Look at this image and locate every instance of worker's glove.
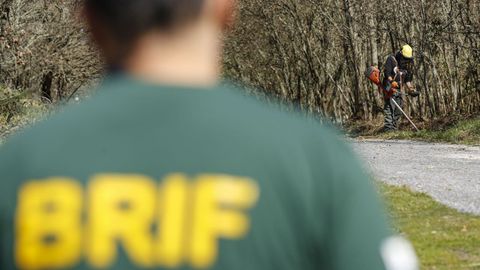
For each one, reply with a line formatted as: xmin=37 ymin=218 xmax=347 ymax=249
xmin=406 ymin=82 xmax=419 ymax=97
xmin=391 ymin=81 xmax=399 ymax=89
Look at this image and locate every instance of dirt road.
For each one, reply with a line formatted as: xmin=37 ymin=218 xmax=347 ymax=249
xmin=352 ymin=139 xmax=480 ymax=215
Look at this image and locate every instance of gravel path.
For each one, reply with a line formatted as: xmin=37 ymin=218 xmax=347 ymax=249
xmin=351 ymin=139 xmax=480 ymax=215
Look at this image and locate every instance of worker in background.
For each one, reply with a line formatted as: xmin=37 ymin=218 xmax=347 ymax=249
xmin=0 ymin=0 xmax=418 ymax=269
xmin=382 ymin=44 xmax=419 ymax=131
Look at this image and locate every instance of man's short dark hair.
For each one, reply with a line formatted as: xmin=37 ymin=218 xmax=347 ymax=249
xmin=86 ymin=0 xmax=204 ymax=43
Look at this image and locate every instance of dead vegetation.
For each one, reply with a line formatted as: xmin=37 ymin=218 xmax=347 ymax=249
xmin=224 ymin=0 xmax=480 ymax=123
xmin=0 ymin=0 xmax=101 ymax=105
xmin=0 ymin=0 xmax=479 ymax=127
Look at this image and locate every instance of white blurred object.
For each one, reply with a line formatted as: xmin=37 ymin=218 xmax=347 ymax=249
xmin=381 ymin=236 xmax=419 ymax=270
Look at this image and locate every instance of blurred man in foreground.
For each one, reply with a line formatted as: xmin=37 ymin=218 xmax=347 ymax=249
xmin=0 ymin=0 xmax=417 ymax=269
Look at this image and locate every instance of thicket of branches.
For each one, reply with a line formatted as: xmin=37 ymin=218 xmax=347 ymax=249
xmin=1 ymin=0 xmax=479 ymax=124
xmin=0 ymin=0 xmax=99 ymax=103
xmin=224 ymin=0 xmax=480 ymax=122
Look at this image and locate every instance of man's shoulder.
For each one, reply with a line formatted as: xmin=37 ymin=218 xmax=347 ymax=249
xmin=1 ymin=81 xmax=346 ymax=158
xmin=385 ymin=54 xmax=397 ymax=63
xmin=0 ymin=83 xmax=121 ymax=153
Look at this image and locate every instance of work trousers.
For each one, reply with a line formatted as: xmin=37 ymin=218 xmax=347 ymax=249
xmin=384 ymin=94 xmax=403 ymax=131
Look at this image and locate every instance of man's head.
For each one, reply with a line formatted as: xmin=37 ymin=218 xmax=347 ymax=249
xmin=395 ymin=44 xmax=414 ymax=73
xmin=84 ymin=0 xmax=235 ymax=68
xmin=400 ymin=44 xmax=413 ymax=60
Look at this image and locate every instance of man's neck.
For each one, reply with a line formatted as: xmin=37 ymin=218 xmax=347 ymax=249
xmin=123 ymin=23 xmax=221 ymax=87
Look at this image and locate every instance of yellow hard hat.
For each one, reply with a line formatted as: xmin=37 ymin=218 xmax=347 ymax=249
xmin=401 ymin=44 xmax=413 ymax=59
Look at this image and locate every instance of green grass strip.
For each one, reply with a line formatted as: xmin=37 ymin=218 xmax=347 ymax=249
xmin=378 ymin=118 xmax=480 ymax=145
xmin=380 ymin=184 xmax=480 ymax=269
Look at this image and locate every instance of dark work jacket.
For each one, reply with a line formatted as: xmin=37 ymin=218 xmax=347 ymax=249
xmin=382 ymin=51 xmax=414 ymax=89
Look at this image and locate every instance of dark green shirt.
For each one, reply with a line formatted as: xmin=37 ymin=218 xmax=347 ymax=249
xmin=0 ymin=75 xmax=390 ymax=270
